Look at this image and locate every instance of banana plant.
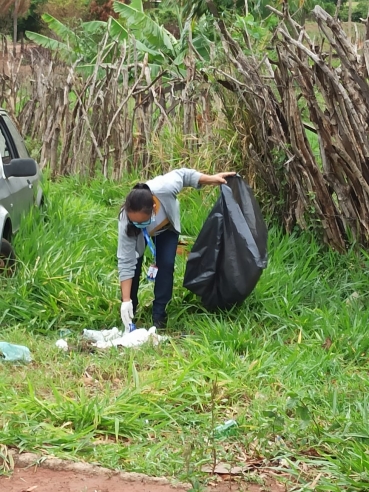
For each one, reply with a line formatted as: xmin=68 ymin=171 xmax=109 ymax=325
xmin=26 ymin=14 xmax=108 ymax=63
xmin=113 ymin=0 xmax=177 ymax=55
xmin=25 ymin=0 xmax=212 ymax=76
xmin=113 ymin=0 xmax=212 ymax=73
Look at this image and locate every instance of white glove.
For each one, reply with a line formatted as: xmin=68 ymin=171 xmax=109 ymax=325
xmin=121 ymin=300 xmax=133 ymax=332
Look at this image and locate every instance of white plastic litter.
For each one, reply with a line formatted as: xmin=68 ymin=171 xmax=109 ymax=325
xmin=56 ymin=339 xmax=69 ymax=351
xmin=82 ymin=326 xmax=168 ymax=349
xmin=0 ymin=342 xmax=32 ymax=362
xmin=83 ymin=327 xmax=121 ymax=343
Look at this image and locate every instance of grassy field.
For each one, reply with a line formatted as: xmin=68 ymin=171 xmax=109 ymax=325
xmin=1 ymin=174 xmax=369 ymax=490
xmin=305 ymin=20 xmax=366 ymax=45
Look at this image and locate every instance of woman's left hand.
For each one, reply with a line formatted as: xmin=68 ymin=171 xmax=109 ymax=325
xmin=199 ymin=171 xmax=237 ymax=186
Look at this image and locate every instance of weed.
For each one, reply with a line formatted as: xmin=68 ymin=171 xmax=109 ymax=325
xmin=1 ymin=174 xmax=369 ymax=489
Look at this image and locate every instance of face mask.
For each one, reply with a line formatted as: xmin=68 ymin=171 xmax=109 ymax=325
xmin=132 ymin=220 xmax=150 ymax=229
xmin=131 ymin=214 xmax=155 ymax=229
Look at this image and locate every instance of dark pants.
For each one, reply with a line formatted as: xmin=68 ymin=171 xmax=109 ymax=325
xmin=131 ymin=230 xmax=179 ymax=323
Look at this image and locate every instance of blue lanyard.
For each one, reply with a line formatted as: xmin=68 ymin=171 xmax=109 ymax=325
xmin=142 ymin=228 xmax=156 ymax=262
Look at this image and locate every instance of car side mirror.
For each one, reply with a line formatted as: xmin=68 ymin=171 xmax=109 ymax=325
xmin=4 ymin=158 xmax=38 ymax=178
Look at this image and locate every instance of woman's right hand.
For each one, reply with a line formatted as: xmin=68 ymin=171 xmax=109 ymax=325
xmin=121 ymin=300 xmax=133 ymax=331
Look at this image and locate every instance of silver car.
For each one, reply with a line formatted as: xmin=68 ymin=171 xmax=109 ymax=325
xmin=0 ymin=109 xmax=43 ymax=270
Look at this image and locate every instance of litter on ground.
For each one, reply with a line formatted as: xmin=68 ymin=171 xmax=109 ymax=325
xmin=0 ymin=342 xmax=32 ymax=362
xmin=82 ymin=326 xmax=168 ymax=349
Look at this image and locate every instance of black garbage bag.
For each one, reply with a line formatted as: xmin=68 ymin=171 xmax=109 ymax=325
xmin=183 ymin=175 xmax=268 ymax=309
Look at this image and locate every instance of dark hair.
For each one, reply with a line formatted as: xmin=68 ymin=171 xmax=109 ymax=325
xmin=119 ymin=183 xmax=154 ymax=237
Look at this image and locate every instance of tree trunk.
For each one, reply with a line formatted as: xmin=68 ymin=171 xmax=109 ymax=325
xmin=2 ymin=35 xmax=8 ymax=55
xmin=12 ymin=0 xmax=19 ymax=58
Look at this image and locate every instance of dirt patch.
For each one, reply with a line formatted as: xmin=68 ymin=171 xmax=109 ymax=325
xmin=0 ymin=42 xmax=39 ymax=79
xmin=0 ymin=453 xmax=288 ymax=492
xmin=1 ymin=468 xmax=183 ymax=492
xmin=0 ymin=467 xmax=286 ymax=492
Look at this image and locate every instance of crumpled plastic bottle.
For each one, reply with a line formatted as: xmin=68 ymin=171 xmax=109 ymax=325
xmin=0 ymin=342 xmax=32 ymax=362
xmin=214 ymin=419 xmax=238 ymax=437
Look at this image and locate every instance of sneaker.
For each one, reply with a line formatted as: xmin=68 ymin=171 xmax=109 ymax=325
xmin=153 ymin=317 xmax=167 ymax=329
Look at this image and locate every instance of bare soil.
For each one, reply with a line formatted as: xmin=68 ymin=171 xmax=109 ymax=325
xmin=2 ymin=467 xmax=183 ymax=492
xmin=0 ymin=467 xmax=287 ymax=492
xmin=0 ymin=453 xmax=287 ymax=492
xmin=0 ymin=42 xmax=36 ymax=78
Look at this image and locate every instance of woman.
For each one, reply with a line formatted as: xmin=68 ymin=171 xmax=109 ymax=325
xmin=118 ymin=168 xmax=235 ymax=330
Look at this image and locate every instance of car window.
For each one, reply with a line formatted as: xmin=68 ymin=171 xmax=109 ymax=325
xmin=0 ymin=125 xmax=12 ymax=164
xmin=1 ymin=114 xmax=29 ymax=159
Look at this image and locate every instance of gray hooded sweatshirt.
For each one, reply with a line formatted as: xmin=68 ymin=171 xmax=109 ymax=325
xmin=117 ymin=168 xmax=202 ymax=282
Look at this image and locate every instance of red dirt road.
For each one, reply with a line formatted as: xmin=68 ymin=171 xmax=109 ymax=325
xmin=0 ymin=466 xmax=287 ymax=492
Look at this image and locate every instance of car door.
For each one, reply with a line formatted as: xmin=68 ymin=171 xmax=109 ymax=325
xmin=0 ymin=153 xmax=14 ymax=228
xmin=0 ymin=116 xmax=33 ymax=233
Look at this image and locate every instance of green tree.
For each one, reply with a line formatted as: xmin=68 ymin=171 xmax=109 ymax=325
xmin=0 ymin=0 xmax=30 ymax=55
xmin=161 ymin=0 xmax=338 ymax=23
xmin=162 ymin=0 xmax=245 ymax=20
xmin=351 ymin=1 xmax=368 ymax=22
xmin=18 ymin=0 xmax=47 ymax=36
xmin=38 ymin=0 xmax=91 ymax=25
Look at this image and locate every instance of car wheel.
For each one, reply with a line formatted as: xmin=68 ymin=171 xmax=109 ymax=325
xmin=0 ymin=239 xmax=16 ymax=274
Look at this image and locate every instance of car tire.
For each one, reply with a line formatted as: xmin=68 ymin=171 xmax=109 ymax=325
xmin=0 ymin=238 xmax=16 ymax=274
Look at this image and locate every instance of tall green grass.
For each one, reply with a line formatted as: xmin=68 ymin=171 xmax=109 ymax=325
xmin=1 ymin=174 xmax=369 ymax=490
